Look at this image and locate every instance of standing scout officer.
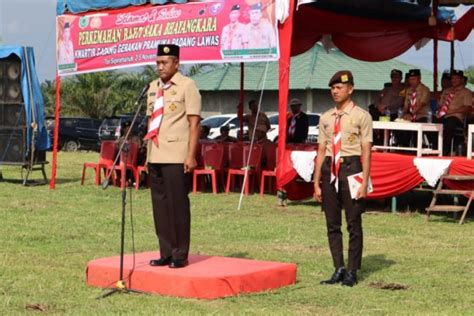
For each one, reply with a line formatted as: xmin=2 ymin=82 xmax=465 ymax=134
xmin=436 ymin=69 xmax=472 ymax=155
xmin=314 ymin=71 xmax=373 ymax=287
xmin=144 ymin=44 xmax=201 ymax=269
xmin=221 ymin=4 xmax=246 ymax=50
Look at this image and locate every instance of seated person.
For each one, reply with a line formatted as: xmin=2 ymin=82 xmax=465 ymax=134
xmin=376 ymin=69 xmax=405 ymax=121
xmin=200 ymin=125 xmax=211 ymax=140
xmin=435 ymin=69 xmax=472 ymax=156
xmin=215 ymin=125 xmax=237 ymax=142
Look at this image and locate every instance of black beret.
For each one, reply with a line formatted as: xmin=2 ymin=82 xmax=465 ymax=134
xmin=408 ymin=69 xmax=421 ymax=77
xmin=64 ymin=22 xmax=70 ymax=28
xmin=441 ymin=72 xmax=451 ymax=80
xmin=390 ymin=69 xmax=402 ymax=77
xmin=328 ymin=70 xmax=354 ymax=87
xmin=250 ymin=2 xmax=262 ymax=10
xmin=231 ymin=4 xmax=240 ymax=11
xmin=451 ymin=69 xmax=464 ymax=77
xmin=157 ymin=44 xmax=180 ymax=58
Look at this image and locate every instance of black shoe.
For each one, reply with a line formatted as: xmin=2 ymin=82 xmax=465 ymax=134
xmin=149 ymin=257 xmax=172 ymax=266
xmin=168 ymin=259 xmax=189 ymax=269
xmin=320 ymin=267 xmax=346 ymax=285
xmin=341 ymin=270 xmax=358 ymax=287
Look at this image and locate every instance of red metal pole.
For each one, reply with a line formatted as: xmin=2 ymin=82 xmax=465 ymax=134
xmin=433 ymin=1 xmax=439 ymax=96
xmin=49 ymin=74 xmax=61 ymax=189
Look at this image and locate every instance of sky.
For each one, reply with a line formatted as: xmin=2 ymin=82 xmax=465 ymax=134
xmin=0 ymin=0 xmax=472 ymax=82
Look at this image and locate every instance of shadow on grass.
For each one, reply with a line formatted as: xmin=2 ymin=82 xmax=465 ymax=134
xmin=226 ymin=252 xmax=250 ymax=259
xmin=287 ymin=200 xmax=319 ymax=207
xmin=360 ymin=254 xmax=396 ymax=281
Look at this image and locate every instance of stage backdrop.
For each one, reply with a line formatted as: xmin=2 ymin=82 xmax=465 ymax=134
xmin=56 ymin=0 xmax=279 ymax=75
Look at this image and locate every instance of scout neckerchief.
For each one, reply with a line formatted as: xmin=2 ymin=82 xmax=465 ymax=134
xmin=288 ymin=112 xmax=300 ymax=137
xmin=144 ymin=80 xmax=172 ymax=146
xmin=409 ymin=90 xmax=417 ymax=122
xmin=331 ymin=102 xmax=354 ymax=192
xmin=436 ymin=89 xmax=456 ymax=119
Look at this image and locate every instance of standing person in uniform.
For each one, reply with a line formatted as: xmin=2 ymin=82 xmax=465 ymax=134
xmin=286 ymin=98 xmax=309 ymax=143
xmin=314 ymin=71 xmax=373 ymax=287
xmin=244 ymin=2 xmax=276 ymax=49
xmin=244 ymin=99 xmax=271 ymax=143
xmin=144 ymin=44 xmax=201 ymax=269
xmin=400 ymin=69 xmax=431 ymax=147
xmin=221 ymin=4 xmax=247 ymax=51
xmin=435 ymin=70 xmax=472 ymax=155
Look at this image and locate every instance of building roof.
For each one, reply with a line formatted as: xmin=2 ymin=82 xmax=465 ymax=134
xmin=191 ymin=44 xmax=470 ymax=92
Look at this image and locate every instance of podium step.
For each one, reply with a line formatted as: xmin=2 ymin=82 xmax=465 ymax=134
xmin=426 ymin=205 xmax=465 ymax=212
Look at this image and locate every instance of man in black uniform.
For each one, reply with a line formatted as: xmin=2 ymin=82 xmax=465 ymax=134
xmin=314 ymin=71 xmax=373 ymax=287
xmin=286 ymin=98 xmax=309 ymax=143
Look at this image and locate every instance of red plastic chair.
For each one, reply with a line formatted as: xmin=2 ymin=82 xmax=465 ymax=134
xmin=260 ymin=143 xmax=278 ymax=195
xmin=226 ymin=143 xmax=263 ymax=195
xmin=81 ymin=141 xmax=117 ymax=185
xmin=193 ymin=143 xmax=225 ymax=194
xmin=111 ymin=142 xmax=139 ymax=189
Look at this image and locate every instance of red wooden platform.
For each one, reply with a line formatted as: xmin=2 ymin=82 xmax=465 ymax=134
xmin=86 ymin=252 xmax=297 ymax=299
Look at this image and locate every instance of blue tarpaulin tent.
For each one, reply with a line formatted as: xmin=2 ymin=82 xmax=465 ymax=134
xmin=0 ymin=46 xmax=51 ymax=153
xmin=56 ymin=0 xmax=187 ymax=14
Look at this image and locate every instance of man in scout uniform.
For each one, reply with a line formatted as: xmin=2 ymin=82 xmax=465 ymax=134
xmin=376 ymin=69 xmax=405 ymax=121
xmin=435 ymin=70 xmax=472 ymax=155
xmin=314 ymin=71 xmax=373 ymax=287
xmin=221 ymin=4 xmax=247 ymax=51
xmin=400 ymin=69 xmax=431 ymax=147
xmin=244 ymin=2 xmax=276 ymax=49
xmin=244 ymin=99 xmax=271 ymax=143
xmin=144 ymin=44 xmax=201 ymax=269
xmin=286 ymin=98 xmax=309 ymax=144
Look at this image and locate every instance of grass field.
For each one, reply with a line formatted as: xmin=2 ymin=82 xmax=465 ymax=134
xmin=1 ymin=152 xmax=473 ymax=315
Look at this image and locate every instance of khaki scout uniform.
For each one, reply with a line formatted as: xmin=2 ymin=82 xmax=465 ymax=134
xmin=402 ymin=83 xmax=431 ymax=121
xmin=377 ymin=85 xmax=405 ymax=115
xmin=318 ymin=103 xmax=373 ymax=272
xmin=244 ymin=20 xmax=276 ymax=49
xmin=221 ymin=22 xmax=247 ymax=50
xmin=246 ymin=112 xmax=270 ymax=142
xmin=438 ymin=86 xmax=472 ymax=155
xmin=146 ymin=71 xmax=201 ymax=261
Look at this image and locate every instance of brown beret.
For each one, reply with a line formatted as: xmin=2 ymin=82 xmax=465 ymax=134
xmin=328 ymin=70 xmax=354 ymax=87
xmin=157 ymin=44 xmax=180 ymax=57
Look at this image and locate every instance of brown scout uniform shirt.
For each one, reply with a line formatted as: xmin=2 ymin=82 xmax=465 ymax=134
xmin=439 ymin=86 xmax=472 ymax=122
xmin=403 ymin=83 xmax=431 ymax=119
xmin=146 ymin=72 xmax=201 ymax=163
xmin=318 ymin=103 xmax=373 ymax=157
xmin=377 ymin=85 xmax=405 ymax=114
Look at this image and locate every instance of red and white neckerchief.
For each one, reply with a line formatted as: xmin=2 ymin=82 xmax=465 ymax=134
xmin=409 ymin=90 xmax=417 ymax=122
xmin=143 ymin=81 xmax=172 ymax=146
xmin=288 ymin=112 xmax=300 ymax=137
xmin=331 ymin=103 xmax=354 ymax=192
xmin=436 ymin=89 xmax=456 ymax=119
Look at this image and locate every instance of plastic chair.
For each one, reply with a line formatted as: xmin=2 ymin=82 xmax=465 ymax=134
xmin=226 ymin=144 xmax=263 ymax=195
xmin=81 ymin=141 xmax=116 ymax=185
xmin=260 ymin=143 xmax=278 ymax=195
xmin=193 ymin=143 xmax=225 ymax=194
xmin=110 ymin=142 xmax=139 ymax=189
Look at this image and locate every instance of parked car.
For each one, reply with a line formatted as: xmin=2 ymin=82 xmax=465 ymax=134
xmin=200 ymin=114 xmax=244 ymax=139
xmin=46 ymin=117 xmax=102 ymax=152
xmin=98 ymin=115 xmax=147 ymax=141
xmin=267 ymin=113 xmax=321 ymax=143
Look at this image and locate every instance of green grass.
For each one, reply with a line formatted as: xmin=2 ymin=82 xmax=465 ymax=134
xmin=0 ymin=152 xmax=473 ymax=315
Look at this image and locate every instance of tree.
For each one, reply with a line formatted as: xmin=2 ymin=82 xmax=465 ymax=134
xmin=464 ymin=66 xmax=474 ymax=85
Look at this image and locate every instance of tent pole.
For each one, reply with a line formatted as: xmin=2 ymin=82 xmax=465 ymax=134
xmin=239 ymin=62 xmax=244 ymax=142
xmin=276 ymin=0 xmax=296 ymax=189
xmin=49 ymin=74 xmax=61 ymax=189
xmin=433 ymin=0 xmax=439 ymax=96
xmin=450 ymin=28 xmax=455 ymax=72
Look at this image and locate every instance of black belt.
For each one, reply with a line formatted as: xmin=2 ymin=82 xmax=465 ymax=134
xmin=325 ymin=156 xmax=361 ymax=164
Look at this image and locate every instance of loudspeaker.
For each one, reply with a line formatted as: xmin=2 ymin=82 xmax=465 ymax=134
xmin=0 ymin=127 xmax=26 ymax=163
xmin=0 ymin=103 xmax=26 ymax=127
xmin=0 ymin=55 xmax=23 ymax=104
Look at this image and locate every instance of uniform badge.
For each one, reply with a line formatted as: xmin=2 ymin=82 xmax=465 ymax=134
xmin=348 ymin=134 xmax=356 ymax=144
xmin=163 ymin=46 xmax=170 ymax=54
xmin=169 ymin=103 xmax=177 ymax=111
xmin=149 ymin=92 xmax=156 ymax=96
xmin=171 ymin=90 xmax=177 ymax=95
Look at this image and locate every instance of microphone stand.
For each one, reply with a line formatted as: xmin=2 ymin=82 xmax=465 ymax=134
xmin=98 ymin=84 xmax=149 ymax=299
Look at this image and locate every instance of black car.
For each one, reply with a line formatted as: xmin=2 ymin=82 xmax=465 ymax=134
xmin=98 ymin=115 xmax=147 ymax=141
xmin=47 ymin=117 xmax=102 ymax=152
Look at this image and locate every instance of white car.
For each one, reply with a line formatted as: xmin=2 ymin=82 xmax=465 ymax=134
xmin=267 ymin=113 xmax=320 ymax=143
xmin=201 ymin=114 xmax=243 ymax=139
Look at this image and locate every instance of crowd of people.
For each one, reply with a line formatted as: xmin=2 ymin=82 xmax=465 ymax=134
xmin=370 ymin=68 xmax=473 ymax=156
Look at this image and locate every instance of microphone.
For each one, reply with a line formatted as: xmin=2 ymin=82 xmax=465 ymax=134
xmin=135 ymin=83 xmax=150 ymax=105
